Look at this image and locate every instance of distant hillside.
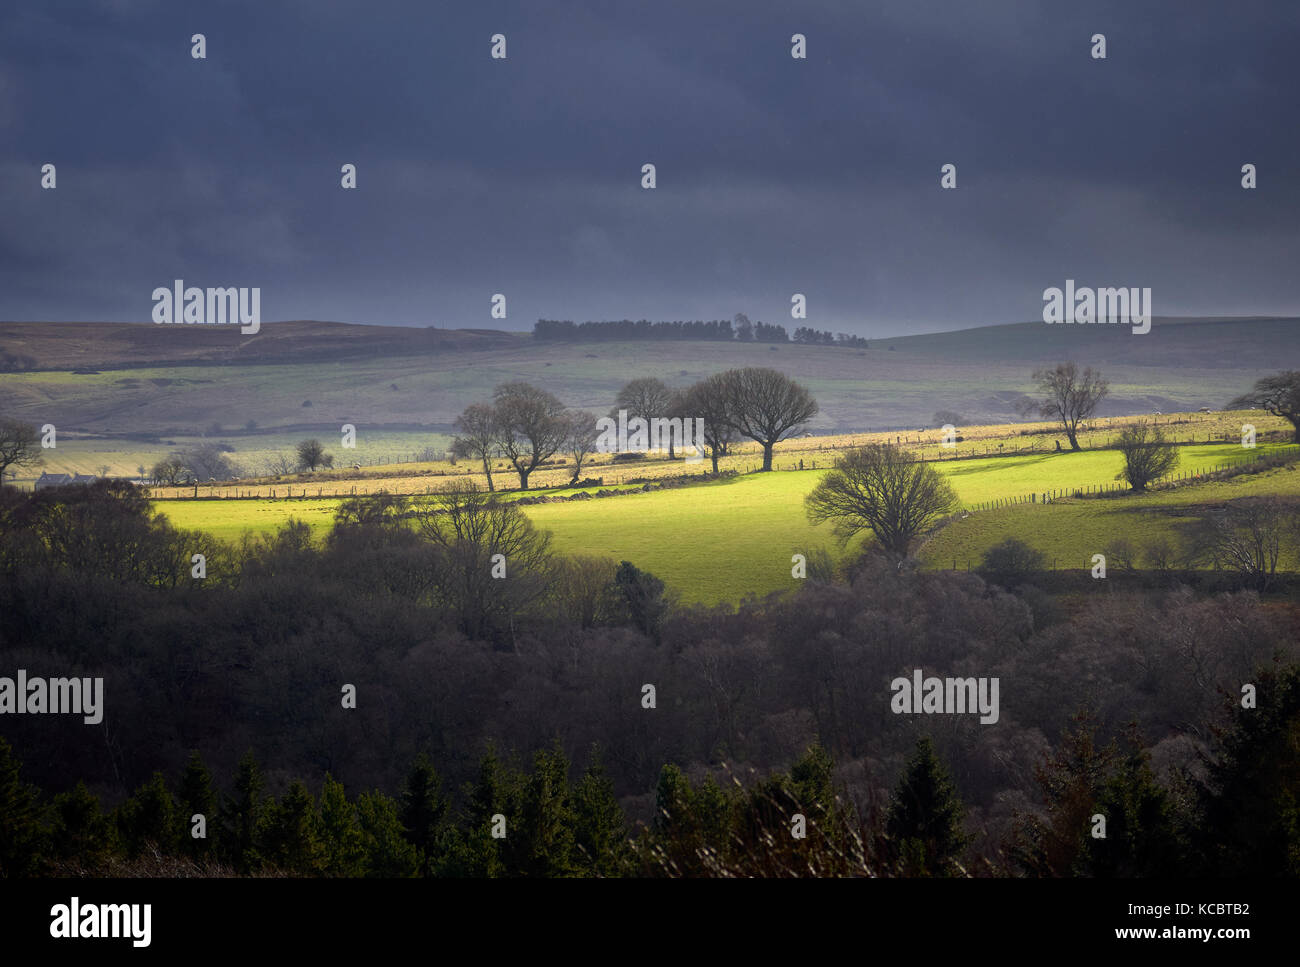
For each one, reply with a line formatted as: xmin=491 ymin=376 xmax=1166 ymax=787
xmin=0 ymin=317 xmax=1295 ymax=435
xmin=885 ymin=316 xmax=1300 ymax=370
xmin=0 ymin=320 xmax=523 ymax=371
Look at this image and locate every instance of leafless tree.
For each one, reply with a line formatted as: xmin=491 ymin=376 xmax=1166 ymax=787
xmin=0 ymin=418 xmax=42 ymax=485
xmin=1229 ymin=371 xmax=1300 ymax=442
xmin=805 ymin=444 xmax=957 ymax=555
xmin=1018 ymin=362 xmax=1109 ymax=451
xmin=173 ymin=445 xmax=240 ymax=483
xmin=451 ymin=402 xmax=502 ymax=492
xmin=151 ymin=456 xmax=184 ymax=486
xmin=1187 ymin=497 xmax=1296 ymax=591
xmin=563 ymin=410 xmax=600 ymax=485
xmin=493 ymin=382 xmax=569 ymax=489
xmin=722 ymin=367 xmax=818 ymax=471
xmin=1115 ymin=422 xmax=1180 ymax=491
xmin=263 ymin=452 xmax=296 ymax=477
xmin=546 ymin=554 xmax=619 ymax=629
xmin=614 ymin=377 xmax=675 ymax=456
xmin=680 ymin=374 xmax=738 ymax=474
xmin=412 ymin=481 xmax=552 ymax=640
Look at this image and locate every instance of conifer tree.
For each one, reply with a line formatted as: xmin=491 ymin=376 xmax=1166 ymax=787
xmin=646 ymin=763 xmax=705 ymax=875
xmin=790 ymin=744 xmax=837 ymax=828
xmin=176 ymin=750 xmax=216 ymax=861
xmin=572 ymin=747 xmax=630 ymax=877
xmin=50 ymin=781 xmax=114 ymax=870
xmin=319 ymin=773 xmax=366 ymax=877
xmin=692 ymin=775 xmax=733 ymax=858
xmin=115 ymin=772 xmax=179 ymax=858
xmin=1009 ymin=709 xmax=1115 ymax=877
xmin=516 ymin=741 xmax=578 ymax=877
xmin=653 ymin=763 xmax=695 ymax=835
xmin=0 ymin=737 xmax=48 ymax=877
xmin=259 ymin=779 xmax=325 ymax=874
xmin=219 ymin=750 xmax=265 ymax=873
xmin=444 ymin=747 xmax=523 ymax=878
xmin=1087 ymin=727 xmax=1182 ymax=877
xmin=398 ymin=754 xmax=449 ymax=877
xmin=884 ymin=736 xmax=970 ymax=876
xmin=356 ymin=790 xmax=419 ymax=877
xmin=1195 ymin=663 xmax=1300 ymax=876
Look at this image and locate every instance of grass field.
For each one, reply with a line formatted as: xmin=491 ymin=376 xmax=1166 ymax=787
xmin=125 ymin=409 xmax=1291 ymax=499
xmin=918 ymin=460 xmax=1300 ymax=572
xmin=153 ymin=435 xmax=1300 ymax=603
xmin=157 ymin=481 xmax=649 ymax=543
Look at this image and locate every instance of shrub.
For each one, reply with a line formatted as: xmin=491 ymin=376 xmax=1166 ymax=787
xmin=978 ymin=537 xmax=1047 ymax=582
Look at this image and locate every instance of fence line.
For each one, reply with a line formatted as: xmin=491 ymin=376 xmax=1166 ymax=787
xmin=961 ymin=446 xmax=1297 ymax=512
xmin=150 ymin=439 xmax=1298 ymax=502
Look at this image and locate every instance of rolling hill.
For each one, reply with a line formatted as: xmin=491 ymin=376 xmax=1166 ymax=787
xmin=1 ymin=316 xmax=1296 ymax=439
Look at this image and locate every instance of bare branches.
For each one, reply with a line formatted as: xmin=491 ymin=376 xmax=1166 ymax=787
xmin=1115 ymin=421 xmax=1179 ymax=491
xmin=804 ymin=444 xmax=957 ymax=555
xmin=721 ymin=368 xmax=818 ymax=471
xmin=1020 ymin=362 xmax=1109 ymax=450
xmin=1229 ymin=370 xmax=1300 ymax=442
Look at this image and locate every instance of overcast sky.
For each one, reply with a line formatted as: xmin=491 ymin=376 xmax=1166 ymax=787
xmin=1 ymin=0 xmax=1297 ymax=336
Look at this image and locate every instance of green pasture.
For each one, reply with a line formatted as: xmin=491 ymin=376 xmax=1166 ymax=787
xmin=153 ymin=442 xmax=1298 ymax=603
xmin=156 ymin=481 xmax=648 ymax=543
xmin=918 ymin=461 xmax=1300 ymax=571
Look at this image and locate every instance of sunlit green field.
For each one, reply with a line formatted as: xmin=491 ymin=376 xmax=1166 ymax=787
xmin=154 ymin=441 xmax=1298 ymax=603
xmin=918 ymin=460 xmax=1300 ymax=571
xmin=19 ymin=407 xmax=1286 ymax=496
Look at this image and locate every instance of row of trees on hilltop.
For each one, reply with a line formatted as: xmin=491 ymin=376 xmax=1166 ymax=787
xmin=535 ymin=318 xmax=740 ymax=342
xmin=533 ymin=313 xmax=868 ymax=347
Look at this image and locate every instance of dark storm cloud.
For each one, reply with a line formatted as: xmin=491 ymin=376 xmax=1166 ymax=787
xmin=1 ymin=0 xmax=1297 ymax=334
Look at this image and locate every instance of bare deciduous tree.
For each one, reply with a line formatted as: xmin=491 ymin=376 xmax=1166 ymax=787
xmin=263 ymin=452 xmax=296 ymax=477
xmin=0 ymin=418 xmax=42 ymax=485
xmin=804 ymin=444 xmax=957 ymax=555
xmin=613 ymin=378 xmax=675 ymax=456
xmin=1019 ymin=362 xmax=1109 ymax=451
xmin=451 ymin=402 xmax=502 ymax=492
xmin=547 ymin=554 xmax=619 ymax=629
xmin=680 ymin=374 xmax=738 ymax=474
xmin=493 ymin=382 xmax=568 ymax=489
xmin=563 ymin=410 xmax=600 ymax=485
xmin=151 ymin=456 xmax=184 ymax=486
xmin=722 ymin=367 xmax=818 ymax=471
xmin=1115 ymin=422 xmax=1180 ymax=491
xmin=1229 ymin=371 xmax=1300 ymax=442
xmin=1187 ymin=497 xmax=1296 ymax=591
xmin=413 ymin=481 xmax=552 ymax=641
xmin=173 ymin=445 xmax=240 ymax=483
